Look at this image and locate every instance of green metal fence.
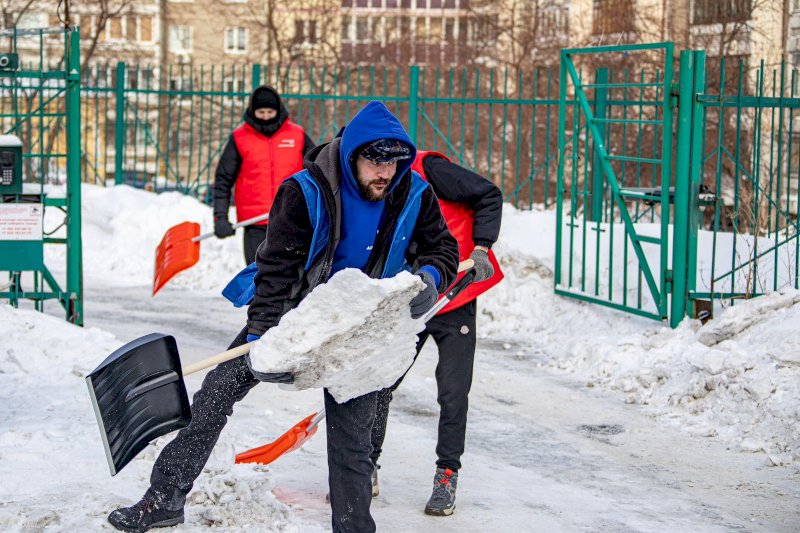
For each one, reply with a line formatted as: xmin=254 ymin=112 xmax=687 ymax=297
xmin=0 ymin=27 xmax=83 ymax=325
xmin=555 ymin=43 xmax=675 ymax=322
xmin=554 ymin=44 xmax=800 ymax=326
xmin=76 ymin=47 xmax=799 ymax=327
xmin=680 ymin=51 xmax=800 ymax=321
xmin=80 ymin=62 xmax=561 ymax=209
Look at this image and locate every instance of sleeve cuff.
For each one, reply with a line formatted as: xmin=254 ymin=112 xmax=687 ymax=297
xmin=417 ymin=265 xmax=441 ymax=290
xmin=473 ymin=239 xmax=494 ymax=248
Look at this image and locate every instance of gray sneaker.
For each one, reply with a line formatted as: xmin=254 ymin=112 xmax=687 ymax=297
xmin=325 ymin=468 xmax=379 ymax=503
xmin=424 ymin=468 xmax=458 ymax=516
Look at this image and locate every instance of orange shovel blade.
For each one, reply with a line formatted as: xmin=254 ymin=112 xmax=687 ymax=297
xmin=153 ymin=221 xmax=201 ymax=296
xmin=235 ymin=412 xmax=320 ymax=466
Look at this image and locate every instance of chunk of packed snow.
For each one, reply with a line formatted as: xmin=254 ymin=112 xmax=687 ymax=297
xmin=248 ymin=269 xmax=425 ymax=403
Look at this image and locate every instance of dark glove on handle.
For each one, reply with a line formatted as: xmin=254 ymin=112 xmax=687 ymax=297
xmin=214 ymin=217 xmax=235 ymax=239
xmin=470 ymin=248 xmax=494 ymax=282
xmin=410 ymin=269 xmax=438 ymax=319
xmin=245 ymin=334 xmax=295 ymax=384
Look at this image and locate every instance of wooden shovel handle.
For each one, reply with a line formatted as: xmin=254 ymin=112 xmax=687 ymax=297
xmin=182 ymin=259 xmax=474 ymax=376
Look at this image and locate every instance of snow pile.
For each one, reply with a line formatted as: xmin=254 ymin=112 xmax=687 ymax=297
xmin=44 ymin=184 xmax=245 ymax=291
xmin=249 ymin=269 xmax=425 ymax=403
xmin=0 ymin=304 xmax=310 ymax=531
xmin=481 ymin=204 xmax=800 ymax=465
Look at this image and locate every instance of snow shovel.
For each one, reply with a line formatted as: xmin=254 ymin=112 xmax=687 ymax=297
xmin=88 ymin=259 xmax=473 ymax=476
xmin=152 ymin=213 xmax=269 ymax=296
xmin=86 ymin=333 xmax=260 ymax=476
xmin=234 ymin=264 xmax=478 ymax=466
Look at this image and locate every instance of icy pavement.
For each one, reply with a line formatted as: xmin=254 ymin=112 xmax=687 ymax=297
xmin=2 ymin=185 xmax=796 ymax=531
xmin=3 ymin=297 xmax=798 ymax=532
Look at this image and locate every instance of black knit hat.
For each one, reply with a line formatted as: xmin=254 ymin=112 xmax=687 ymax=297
xmin=251 ymin=89 xmax=279 ymax=111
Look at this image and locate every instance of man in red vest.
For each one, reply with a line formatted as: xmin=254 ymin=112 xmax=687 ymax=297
xmin=370 ymin=150 xmax=503 ymax=517
xmin=212 ymin=86 xmax=315 ymax=264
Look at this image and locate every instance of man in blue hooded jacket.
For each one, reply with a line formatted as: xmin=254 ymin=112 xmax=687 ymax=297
xmin=107 ymin=101 xmax=459 ymax=533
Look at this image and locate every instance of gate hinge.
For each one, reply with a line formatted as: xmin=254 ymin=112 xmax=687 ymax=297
xmin=669 ymin=83 xmax=680 ymax=109
xmin=665 ymin=269 xmax=673 ymax=292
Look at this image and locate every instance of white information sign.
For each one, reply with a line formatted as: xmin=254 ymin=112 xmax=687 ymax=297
xmin=0 ymin=203 xmax=43 ymax=241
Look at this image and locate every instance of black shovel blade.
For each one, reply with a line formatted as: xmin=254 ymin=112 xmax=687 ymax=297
xmin=85 ymin=333 xmax=191 ymax=476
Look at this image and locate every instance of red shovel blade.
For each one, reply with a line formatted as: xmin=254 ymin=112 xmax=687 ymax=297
xmin=153 ymin=221 xmax=201 ymax=296
xmin=235 ymin=412 xmax=320 ymax=466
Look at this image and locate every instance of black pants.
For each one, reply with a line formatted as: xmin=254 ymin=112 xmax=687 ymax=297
xmin=370 ymin=300 xmax=476 ymax=472
xmin=148 ymin=326 xmax=378 ymax=533
xmin=243 ymin=225 xmax=267 ymax=265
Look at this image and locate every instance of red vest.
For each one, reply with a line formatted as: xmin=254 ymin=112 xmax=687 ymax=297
xmin=412 ymin=151 xmax=504 ymax=314
xmin=232 ymin=120 xmax=306 ymax=225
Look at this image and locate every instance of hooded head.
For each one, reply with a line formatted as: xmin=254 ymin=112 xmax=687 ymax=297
xmin=339 ymin=101 xmax=416 ymax=202
xmin=245 ymin=86 xmax=288 ymax=135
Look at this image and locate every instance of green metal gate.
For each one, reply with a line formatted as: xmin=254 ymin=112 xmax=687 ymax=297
xmin=0 ymin=27 xmax=83 ymax=325
xmin=676 ymin=51 xmax=800 ymax=322
xmin=555 ymin=43 xmax=675 ymax=322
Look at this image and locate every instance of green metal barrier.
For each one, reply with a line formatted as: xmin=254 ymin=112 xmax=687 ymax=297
xmin=682 ymin=55 xmax=800 ymax=318
xmin=555 ymin=43 xmax=675 ymax=322
xmin=75 ymin=48 xmax=799 ymax=327
xmin=0 ymin=27 xmax=83 ymax=325
xmin=80 ymin=63 xmax=562 ymax=209
xmin=556 ymin=44 xmax=800 ymax=327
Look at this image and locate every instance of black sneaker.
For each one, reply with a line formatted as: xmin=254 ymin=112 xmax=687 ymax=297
xmin=107 ymin=497 xmax=185 ymax=532
xmin=424 ymin=467 xmax=458 ymax=516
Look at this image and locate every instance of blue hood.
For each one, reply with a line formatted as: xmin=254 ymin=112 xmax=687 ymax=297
xmin=330 ymin=101 xmax=417 ymax=275
xmin=339 ymin=101 xmax=417 ymax=199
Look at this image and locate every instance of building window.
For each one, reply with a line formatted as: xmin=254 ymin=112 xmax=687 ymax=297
xmin=225 ymin=27 xmax=247 ymax=53
xmin=538 ymin=6 xmax=569 ymax=38
xmin=341 ymin=16 xmax=352 ymax=41
xmin=693 ymin=0 xmax=752 ymax=25
xmin=355 ymin=16 xmax=370 ymax=43
xmin=108 ymin=16 xmax=123 ymax=40
xmin=169 ymin=26 xmax=193 ymax=53
xmin=225 ymin=78 xmax=245 ymax=94
xmin=593 ymin=0 xmax=634 ymax=35
xmin=471 ymin=14 xmax=499 ymax=44
xmin=140 ymin=17 xmax=153 ymax=42
xmin=129 ymin=67 xmax=155 ymax=89
xmin=169 ymin=77 xmax=193 ymax=99
xmin=294 ymin=20 xmax=318 ymax=46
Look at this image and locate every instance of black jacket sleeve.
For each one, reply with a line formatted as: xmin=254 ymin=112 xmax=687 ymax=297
xmin=302 ymin=134 xmax=316 ymax=157
xmin=247 ymin=180 xmax=313 ymax=336
xmin=408 ymin=185 xmax=460 ymax=292
xmin=422 ymin=156 xmax=503 ymax=248
xmin=212 ymin=135 xmax=242 ymax=220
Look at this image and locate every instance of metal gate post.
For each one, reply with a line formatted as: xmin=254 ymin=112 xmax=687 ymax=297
xmin=554 ymin=50 xmax=569 ymax=290
xmin=671 ymin=51 xmax=694 ymax=327
xmin=686 ymin=51 xmax=706 ymax=309
xmin=252 ymin=64 xmax=262 ymax=91
xmin=114 ymin=61 xmax=126 ymax=185
xmin=591 ymin=68 xmax=609 ymax=222
xmin=66 ymin=29 xmax=84 ymax=325
xmin=671 ymin=50 xmax=705 ymax=328
xmin=408 ymin=65 xmax=420 ymax=145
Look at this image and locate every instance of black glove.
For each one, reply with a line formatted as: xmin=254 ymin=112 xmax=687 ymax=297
xmin=256 ymin=371 xmax=295 ymax=384
xmin=245 ymin=334 xmax=295 ymax=384
xmin=214 ymin=217 xmax=235 ymax=239
xmin=410 ymin=268 xmax=439 ymax=319
xmin=470 ymin=248 xmax=494 ymax=282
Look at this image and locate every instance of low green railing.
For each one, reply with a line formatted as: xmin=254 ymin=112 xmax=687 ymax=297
xmin=80 ymin=63 xmax=562 ymax=209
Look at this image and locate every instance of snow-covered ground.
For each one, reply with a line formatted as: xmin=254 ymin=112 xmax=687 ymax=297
xmin=1 ymin=184 xmax=798 ymax=532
